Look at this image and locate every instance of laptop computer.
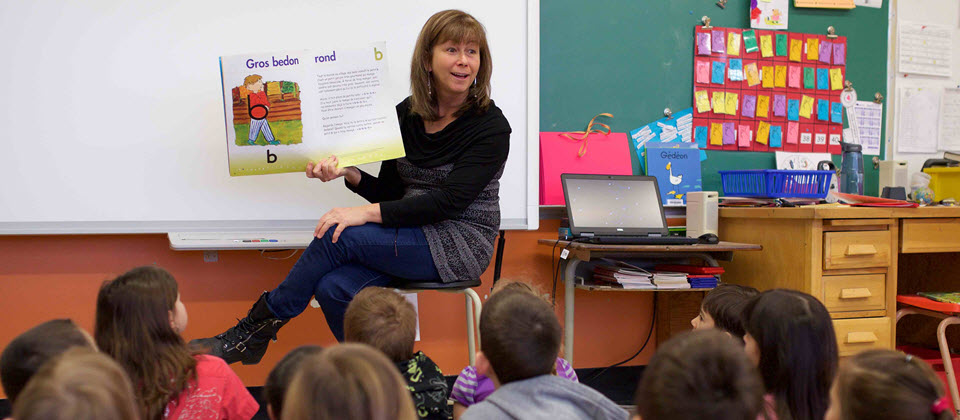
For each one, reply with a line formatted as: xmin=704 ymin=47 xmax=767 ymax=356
xmin=561 ymin=174 xmax=698 ymax=245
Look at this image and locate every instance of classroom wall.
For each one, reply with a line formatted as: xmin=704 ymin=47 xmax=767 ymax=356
xmin=0 ymin=223 xmax=657 ymax=398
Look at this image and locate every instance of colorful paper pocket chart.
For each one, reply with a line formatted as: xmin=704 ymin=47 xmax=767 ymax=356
xmin=693 ymin=26 xmax=848 ymax=154
xmin=743 ymin=30 xmax=759 ymax=53
xmin=728 ymin=32 xmax=741 ymax=56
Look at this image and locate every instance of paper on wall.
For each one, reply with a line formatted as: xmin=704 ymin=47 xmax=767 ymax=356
xmin=852 ymin=101 xmax=883 ymax=155
xmin=401 ymin=292 xmax=421 ymax=341
xmin=775 ymin=152 xmax=832 ymax=170
xmin=854 ymin=0 xmax=882 ymax=8
xmin=750 ymin=0 xmax=789 ymax=30
xmin=897 ymin=87 xmax=940 ymax=153
xmin=897 ymin=22 xmax=953 ymax=77
xmin=940 ymin=88 xmax=960 ymax=151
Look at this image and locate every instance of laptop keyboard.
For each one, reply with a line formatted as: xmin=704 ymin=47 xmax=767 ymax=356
xmin=584 ymin=236 xmax=699 ymax=245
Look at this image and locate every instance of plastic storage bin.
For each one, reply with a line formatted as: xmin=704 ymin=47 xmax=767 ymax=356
xmin=719 ymin=169 xmax=833 ymax=199
xmin=923 ymin=167 xmax=960 ymax=202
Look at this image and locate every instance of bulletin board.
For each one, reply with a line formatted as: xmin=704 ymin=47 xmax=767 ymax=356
xmin=693 ymin=26 xmax=848 ymax=154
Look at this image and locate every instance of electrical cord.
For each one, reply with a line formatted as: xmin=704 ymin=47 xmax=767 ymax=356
xmin=580 ymin=295 xmax=657 ymax=385
xmin=259 ymin=249 xmax=300 ymax=260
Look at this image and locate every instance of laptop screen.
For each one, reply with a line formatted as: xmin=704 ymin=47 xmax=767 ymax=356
xmin=562 ymin=174 xmax=669 ymax=236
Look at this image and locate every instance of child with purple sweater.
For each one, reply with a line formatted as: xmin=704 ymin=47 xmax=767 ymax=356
xmin=450 ymin=280 xmax=580 ymax=419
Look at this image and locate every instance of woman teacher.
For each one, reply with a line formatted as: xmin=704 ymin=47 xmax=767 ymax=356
xmin=194 ymin=9 xmax=510 ymax=364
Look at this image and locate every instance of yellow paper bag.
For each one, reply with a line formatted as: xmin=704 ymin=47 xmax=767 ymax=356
xmin=800 ymin=95 xmax=814 ymax=118
xmin=789 ymin=39 xmax=802 ymax=62
xmin=756 ymin=121 xmax=770 ymax=145
xmin=806 ymin=38 xmax=819 ymax=61
xmin=695 ymin=90 xmax=711 ymax=113
xmin=830 ymin=68 xmax=844 ymax=90
xmin=727 ymin=32 xmax=741 ymax=56
xmin=760 ymin=36 xmax=774 ymax=58
xmin=710 ymin=123 xmax=723 ymax=145
xmin=725 ymin=92 xmax=739 ymax=116
xmin=757 ymin=95 xmax=770 ymax=118
xmin=761 ymin=66 xmax=774 ymax=88
xmin=775 ymin=65 xmax=787 ymax=88
xmin=712 ymin=91 xmax=726 ymax=114
xmin=745 ymin=63 xmax=761 ymax=87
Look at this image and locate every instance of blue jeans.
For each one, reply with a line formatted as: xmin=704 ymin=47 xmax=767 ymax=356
xmin=265 ymin=223 xmax=440 ymax=341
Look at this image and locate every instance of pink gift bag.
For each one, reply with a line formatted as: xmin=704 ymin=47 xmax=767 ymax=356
xmin=539 ymin=114 xmax=633 ymax=205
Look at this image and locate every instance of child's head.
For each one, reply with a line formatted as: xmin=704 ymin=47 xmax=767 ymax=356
xmin=283 ymin=343 xmax=417 ymax=420
xmin=826 ymin=349 xmax=954 ymax=420
xmin=742 ymin=289 xmax=838 ymax=420
xmin=490 ymin=278 xmax=540 ymax=296
xmin=692 ymin=284 xmax=759 ymax=339
xmin=244 ymin=74 xmax=264 ymax=92
xmin=343 ymin=287 xmax=416 ymax=363
xmin=0 ymin=319 xmax=97 ymax=404
xmin=263 ymin=345 xmax=324 ymax=420
xmin=635 ymin=329 xmax=764 ymax=420
xmin=94 ymin=265 xmax=196 ymax=419
xmin=477 ymin=288 xmax=561 ymax=385
xmin=12 ymin=347 xmax=139 ymax=420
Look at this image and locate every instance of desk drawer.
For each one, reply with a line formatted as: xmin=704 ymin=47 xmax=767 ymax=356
xmin=902 ymin=218 xmax=960 ymax=253
xmin=822 ymin=274 xmax=885 ymax=313
xmin=823 ymin=230 xmax=891 ymax=270
xmin=833 ymin=317 xmax=892 ymax=357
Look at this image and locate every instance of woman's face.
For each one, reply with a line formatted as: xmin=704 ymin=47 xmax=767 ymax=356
xmin=428 ymin=39 xmax=480 ymax=101
xmin=743 ymin=332 xmax=761 ymax=367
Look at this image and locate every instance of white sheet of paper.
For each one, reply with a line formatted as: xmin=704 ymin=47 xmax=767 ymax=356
xmin=854 ymin=0 xmax=882 ymax=8
xmin=401 ymin=292 xmax=421 ymax=342
xmin=939 ymin=88 xmax=960 ymax=151
xmin=897 ymin=87 xmax=941 ymax=153
xmin=897 ymin=21 xmax=953 ymax=77
xmin=775 ymin=152 xmax=832 ymax=170
xmin=750 ymin=0 xmax=788 ymax=30
xmin=853 ymin=101 xmax=883 ymax=155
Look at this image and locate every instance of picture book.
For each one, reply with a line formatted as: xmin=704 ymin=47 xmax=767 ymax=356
xmin=645 ymin=143 xmax=702 ymax=205
xmin=219 ymin=42 xmax=404 ymax=176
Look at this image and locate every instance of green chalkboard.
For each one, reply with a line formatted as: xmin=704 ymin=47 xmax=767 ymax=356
xmin=541 ymin=1 xmax=888 ymax=196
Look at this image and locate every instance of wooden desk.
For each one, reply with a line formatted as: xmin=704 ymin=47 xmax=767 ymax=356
xmin=719 ymin=206 xmax=960 ymax=356
xmin=538 ymin=240 xmax=762 ymax=364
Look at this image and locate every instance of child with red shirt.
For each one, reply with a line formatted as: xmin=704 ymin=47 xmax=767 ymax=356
xmin=95 ymin=266 xmax=259 ymax=420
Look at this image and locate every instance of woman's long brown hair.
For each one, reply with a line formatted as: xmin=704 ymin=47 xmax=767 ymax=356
xmin=95 ymin=266 xmax=197 ymax=420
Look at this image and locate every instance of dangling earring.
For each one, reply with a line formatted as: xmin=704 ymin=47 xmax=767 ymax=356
xmin=427 ymin=72 xmax=432 ymax=96
xmin=473 ymin=78 xmax=477 ymax=87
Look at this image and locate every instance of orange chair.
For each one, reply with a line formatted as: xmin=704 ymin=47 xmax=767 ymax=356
xmin=896 ymin=294 xmax=960 ymax=415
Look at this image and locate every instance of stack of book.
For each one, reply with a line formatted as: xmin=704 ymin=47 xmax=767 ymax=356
xmin=655 ymin=264 xmax=724 ymax=289
xmin=652 ymin=272 xmax=690 ymax=289
xmin=591 ymin=262 xmax=655 ymax=290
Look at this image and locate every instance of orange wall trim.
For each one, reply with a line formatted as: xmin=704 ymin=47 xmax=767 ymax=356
xmin=0 ymin=220 xmax=655 ymax=398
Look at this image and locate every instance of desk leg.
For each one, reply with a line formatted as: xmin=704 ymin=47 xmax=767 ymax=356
xmin=563 ymin=258 xmax=581 ymax=365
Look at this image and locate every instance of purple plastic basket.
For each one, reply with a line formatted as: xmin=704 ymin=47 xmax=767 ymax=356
xmin=719 ymin=170 xmax=833 ymax=199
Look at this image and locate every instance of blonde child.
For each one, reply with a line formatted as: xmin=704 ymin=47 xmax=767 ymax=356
xmin=451 ymin=280 xmax=578 ymax=419
xmin=826 ymin=349 xmax=954 ymax=420
xmin=12 ymin=347 xmax=139 ymax=420
xmin=95 ymin=266 xmax=258 ymax=420
xmin=282 ymin=343 xmax=418 ymax=420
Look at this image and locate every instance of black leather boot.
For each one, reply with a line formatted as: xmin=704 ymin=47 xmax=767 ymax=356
xmin=190 ymin=292 xmax=288 ymax=365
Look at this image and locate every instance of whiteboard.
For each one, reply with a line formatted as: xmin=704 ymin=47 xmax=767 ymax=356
xmin=0 ymin=0 xmax=539 ymax=234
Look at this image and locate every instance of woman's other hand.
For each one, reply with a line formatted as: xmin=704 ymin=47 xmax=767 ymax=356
xmin=314 ymin=204 xmax=382 ymax=242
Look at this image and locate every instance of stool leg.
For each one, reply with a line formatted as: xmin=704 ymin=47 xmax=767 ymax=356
xmin=937 ymin=317 xmax=960 ymax=416
xmin=896 ymin=308 xmax=920 ymax=323
xmin=465 ymin=293 xmax=476 ymax=366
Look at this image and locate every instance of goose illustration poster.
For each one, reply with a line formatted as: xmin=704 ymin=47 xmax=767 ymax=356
xmin=645 ymin=143 xmax=702 ymax=206
xmin=219 ymin=42 xmax=404 ymax=176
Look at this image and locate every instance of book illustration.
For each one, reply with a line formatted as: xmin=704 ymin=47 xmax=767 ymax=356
xmin=645 ymin=144 xmax=702 ymax=205
xmin=220 ymin=43 xmax=404 ymax=176
xmin=231 ymin=75 xmax=303 ymax=146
